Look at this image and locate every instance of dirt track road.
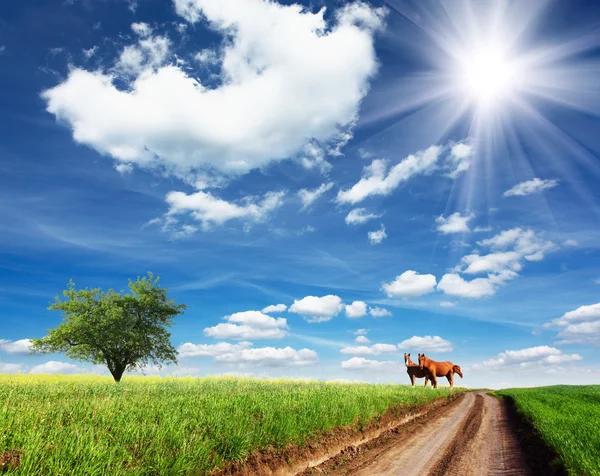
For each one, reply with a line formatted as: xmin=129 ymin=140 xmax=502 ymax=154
xmin=307 ymin=392 xmax=531 ymax=476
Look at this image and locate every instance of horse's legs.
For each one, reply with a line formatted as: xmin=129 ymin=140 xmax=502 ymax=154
xmin=431 ymin=373 xmax=438 ymax=389
xmin=423 ymin=377 xmax=428 ymax=388
xmin=410 ymin=374 xmax=416 ymax=387
xmin=447 ymin=373 xmax=453 ymax=389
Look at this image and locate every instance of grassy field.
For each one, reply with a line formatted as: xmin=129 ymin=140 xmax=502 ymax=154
xmin=497 ymin=385 xmax=600 ymax=475
xmin=0 ymin=374 xmax=464 ymax=475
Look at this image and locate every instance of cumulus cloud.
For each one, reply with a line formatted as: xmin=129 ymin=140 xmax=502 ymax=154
xmin=216 ymin=346 xmax=318 ymax=367
xmin=262 ymin=304 xmax=287 ymax=314
xmin=398 ymin=335 xmax=453 ymax=353
xmin=336 ymin=145 xmax=442 ymax=204
xmin=543 ymin=303 xmax=600 ymax=346
xmin=438 ymin=228 xmax=558 ymax=299
xmin=165 ymin=190 xmax=285 ymax=231
xmin=355 ymin=335 xmax=371 ymax=344
xmin=0 ymin=363 xmax=23 ymax=373
xmin=30 ymin=361 xmax=83 ymax=374
xmin=354 ymin=329 xmax=368 ymax=335
xmin=503 ymin=178 xmax=559 ymax=197
xmin=563 ymin=239 xmax=578 ymax=247
xmin=368 ymin=224 xmax=387 ymax=244
xmin=131 ymin=22 xmax=152 ymax=37
xmin=178 ymin=341 xmax=316 ymax=367
xmin=336 ymin=141 xmax=473 ymax=205
xmin=369 ymin=306 xmax=391 ymax=317
xmin=473 ymin=346 xmax=582 ymax=370
xmin=345 ymin=301 xmax=368 ymax=318
xmin=340 ymin=343 xmax=398 ymax=356
xmin=177 ymin=341 xmax=253 ymax=357
xmin=43 ymin=0 xmax=385 ymax=177
xmin=341 ymin=357 xmax=399 ymax=371
xmin=436 ymin=212 xmax=474 ymax=234
xmin=0 ymin=339 xmax=32 ymax=355
xmin=437 ymin=273 xmax=497 ymax=298
xmin=204 ymin=310 xmax=289 ymax=340
xmin=446 ymin=142 xmax=475 ymax=178
xmin=298 ymin=182 xmax=334 ymax=210
xmin=382 ymin=270 xmax=437 ymax=298
xmin=345 ymin=208 xmax=380 ymax=225
xmin=289 ymin=295 xmax=343 ymax=323
xmin=440 ymin=301 xmax=456 ymax=308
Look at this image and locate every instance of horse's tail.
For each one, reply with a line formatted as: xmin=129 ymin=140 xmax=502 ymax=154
xmin=453 ymin=365 xmax=463 ymax=378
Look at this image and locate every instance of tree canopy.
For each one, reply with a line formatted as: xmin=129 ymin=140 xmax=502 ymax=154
xmin=31 ymin=273 xmax=186 ymax=382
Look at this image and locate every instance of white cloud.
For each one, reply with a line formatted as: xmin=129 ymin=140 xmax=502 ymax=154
xmin=355 ymin=335 xmax=371 ymax=344
xmin=544 ymin=303 xmax=600 ymax=327
xmin=165 ymin=190 xmax=285 ymax=231
xmin=44 ymin=0 xmax=385 ymax=178
xmin=341 ymin=357 xmax=399 ymax=371
xmin=345 ymin=208 xmax=380 ymax=225
xmin=0 ymin=363 xmax=23 ymax=373
xmin=30 ymin=361 xmax=83 ymax=374
xmin=0 ymin=46 xmax=5 ymax=54
xmin=382 ymin=270 xmax=437 ymax=298
xmin=595 ymin=279 xmax=600 ymax=285
xmin=369 ymin=306 xmax=391 ymax=317
xmin=340 ymin=343 xmax=398 ymax=356
xmin=0 ymin=339 xmax=32 ymax=355
xmin=289 ymin=295 xmax=343 ymax=323
xmin=82 ymin=46 xmax=98 ymax=59
xmin=298 ymin=182 xmax=333 ymax=210
xmin=474 ymin=226 xmax=492 ymax=232
xmin=446 ymin=142 xmax=474 ymax=178
xmin=563 ymin=239 xmax=579 ymax=247
xmin=436 ymin=212 xmax=474 ymax=234
xmin=368 ymin=224 xmax=387 ymax=244
xmin=345 ymin=301 xmax=368 ymax=318
xmin=114 ymin=163 xmax=134 ymax=175
xmin=437 ymin=273 xmax=496 ymax=298
xmin=354 ymin=329 xmax=368 ymax=336
xmin=440 ymin=301 xmax=456 ymax=307
xmin=131 ymin=22 xmax=152 ymax=37
xmin=194 ymin=48 xmax=220 ymax=65
xmin=504 ymin=178 xmax=559 ymax=197
xmin=261 ymin=304 xmax=287 ymax=314
xmin=336 ymin=145 xmax=442 ymax=204
xmin=216 ymin=346 xmax=318 ymax=367
xmin=178 ymin=341 xmax=316 ymax=367
xmin=177 ymin=341 xmax=253 ymax=358
xmin=473 ymin=346 xmax=582 ymax=370
xmin=543 ymin=303 xmax=600 ymax=346
xmin=556 ymin=321 xmax=600 ymax=346
xmin=439 ymin=228 xmax=558 ymax=299
xmin=116 ymin=35 xmax=171 ymax=75
xmin=398 ymin=335 xmax=453 ymax=353
xmin=204 ymin=310 xmax=289 ymax=340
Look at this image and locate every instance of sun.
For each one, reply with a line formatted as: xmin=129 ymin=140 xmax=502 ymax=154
xmin=454 ymin=41 xmax=523 ymax=110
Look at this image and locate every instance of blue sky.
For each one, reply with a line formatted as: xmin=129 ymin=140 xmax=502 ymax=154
xmin=1 ymin=0 xmax=600 ymax=388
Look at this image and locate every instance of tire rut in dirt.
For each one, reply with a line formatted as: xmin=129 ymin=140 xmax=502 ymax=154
xmin=427 ymin=394 xmax=485 ymax=476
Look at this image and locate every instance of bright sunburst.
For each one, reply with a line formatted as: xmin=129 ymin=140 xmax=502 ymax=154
xmin=371 ymin=0 xmax=600 ymax=210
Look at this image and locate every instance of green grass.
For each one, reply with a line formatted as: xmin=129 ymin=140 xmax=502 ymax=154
xmin=0 ymin=374 xmax=465 ymax=475
xmin=497 ymin=385 xmax=600 ymax=476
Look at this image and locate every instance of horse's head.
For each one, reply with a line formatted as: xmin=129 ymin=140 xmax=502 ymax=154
xmin=418 ymin=353 xmax=427 ymax=369
xmin=404 ymin=353 xmax=410 ymax=367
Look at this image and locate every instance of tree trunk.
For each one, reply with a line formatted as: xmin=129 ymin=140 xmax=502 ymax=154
xmin=110 ymin=366 xmax=125 ymax=383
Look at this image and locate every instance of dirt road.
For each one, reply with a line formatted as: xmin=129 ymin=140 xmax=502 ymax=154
xmin=305 ymin=392 xmax=531 ymax=476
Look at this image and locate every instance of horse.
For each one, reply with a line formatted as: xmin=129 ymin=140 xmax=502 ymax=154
xmin=418 ymin=353 xmax=463 ymax=389
xmin=404 ymin=353 xmax=434 ymax=388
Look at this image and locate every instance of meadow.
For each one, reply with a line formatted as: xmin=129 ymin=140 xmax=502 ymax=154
xmin=497 ymin=385 xmax=600 ymax=475
xmin=0 ymin=374 xmax=463 ymax=475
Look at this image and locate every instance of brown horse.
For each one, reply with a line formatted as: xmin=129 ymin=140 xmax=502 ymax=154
xmin=418 ymin=353 xmax=463 ymax=389
xmin=404 ymin=353 xmax=433 ymax=387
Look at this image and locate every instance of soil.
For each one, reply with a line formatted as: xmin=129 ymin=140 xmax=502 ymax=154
xmin=302 ymin=392 xmax=533 ymax=476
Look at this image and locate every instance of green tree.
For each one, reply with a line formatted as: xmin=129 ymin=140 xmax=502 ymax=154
xmin=31 ymin=273 xmax=186 ymax=382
